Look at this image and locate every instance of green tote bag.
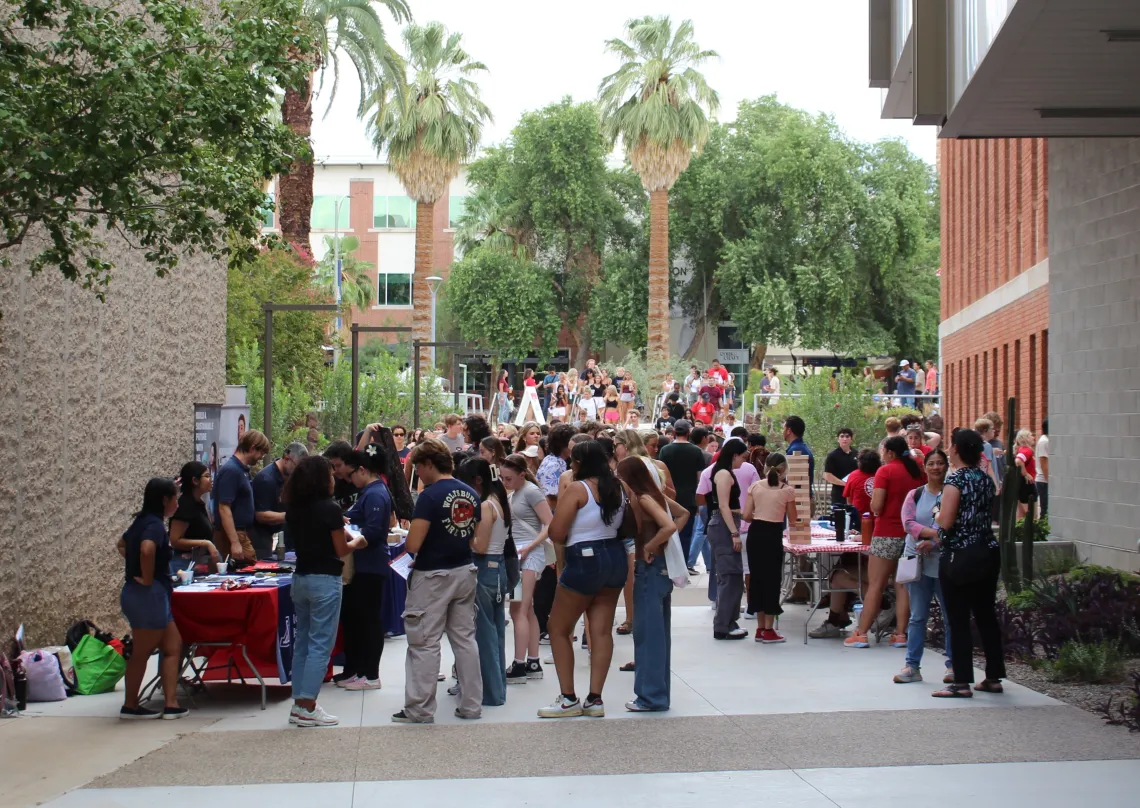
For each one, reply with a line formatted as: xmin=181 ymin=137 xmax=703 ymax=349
xmin=72 ymin=634 xmax=126 ymax=695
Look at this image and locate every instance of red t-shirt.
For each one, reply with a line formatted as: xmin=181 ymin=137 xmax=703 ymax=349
xmin=843 ymin=469 xmax=875 ymax=516
xmin=699 ymin=384 xmax=722 ymax=406
xmin=524 ymin=378 xmax=537 ymax=387
xmin=872 ymin=459 xmax=923 ymax=538
xmin=692 ymin=402 xmax=716 ymax=425
xmin=1016 ymin=446 xmax=1036 ymax=479
xmin=708 ymin=366 xmax=729 ymax=383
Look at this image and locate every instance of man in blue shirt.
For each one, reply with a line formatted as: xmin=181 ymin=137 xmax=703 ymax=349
xmin=252 ymin=442 xmax=307 ymax=559
xmin=895 ymin=360 xmax=917 ymax=408
xmin=212 ymin=429 xmax=269 ymax=564
xmin=541 ymin=366 xmax=557 ymax=415
xmin=784 ymin=415 xmax=815 ymax=496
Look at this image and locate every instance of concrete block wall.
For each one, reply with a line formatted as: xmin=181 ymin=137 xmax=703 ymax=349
xmin=0 ymin=231 xmax=226 ymax=643
xmin=1048 ymin=137 xmax=1140 ymax=571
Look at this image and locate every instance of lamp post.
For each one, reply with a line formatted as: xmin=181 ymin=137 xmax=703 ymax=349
xmin=332 ymin=195 xmax=350 ymax=365
xmin=426 ymin=275 xmax=443 ymax=370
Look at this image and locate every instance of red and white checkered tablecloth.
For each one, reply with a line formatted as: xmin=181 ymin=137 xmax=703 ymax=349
xmin=782 ymin=527 xmax=868 ymax=556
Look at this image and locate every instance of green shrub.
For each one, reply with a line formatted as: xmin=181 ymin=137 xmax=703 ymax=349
xmin=1038 ymin=550 xmax=1079 ymax=577
xmin=1004 ymin=589 xmax=1039 ymax=611
xmin=1068 ymin=564 xmax=1140 ymax=587
xmin=1048 ymin=640 xmax=1126 ymax=684
xmin=1015 ymin=514 xmax=1050 ymax=542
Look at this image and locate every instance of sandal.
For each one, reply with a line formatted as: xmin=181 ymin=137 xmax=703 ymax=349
xmin=616 ymin=622 xmax=632 ymax=635
xmin=974 ymin=679 xmax=1004 ymax=693
xmin=620 ymin=661 xmax=635 ymax=672
xmin=932 ymin=684 xmax=973 ymax=698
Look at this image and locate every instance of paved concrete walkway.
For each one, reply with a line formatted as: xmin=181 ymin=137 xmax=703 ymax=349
xmin=10 ymin=589 xmax=1140 ymax=807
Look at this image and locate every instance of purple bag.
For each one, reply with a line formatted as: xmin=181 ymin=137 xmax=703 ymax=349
xmin=19 ymin=650 xmax=67 ymax=702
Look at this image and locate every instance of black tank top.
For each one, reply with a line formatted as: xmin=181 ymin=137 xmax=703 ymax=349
xmin=707 ymin=470 xmax=741 ymax=512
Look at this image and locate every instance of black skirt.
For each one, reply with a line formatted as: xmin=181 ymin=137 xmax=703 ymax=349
xmin=746 ymin=519 xmax=786 ymax=615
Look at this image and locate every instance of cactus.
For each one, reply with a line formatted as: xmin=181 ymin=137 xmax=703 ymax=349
xmin=998 ymin=397 xmax=1023 ymax=593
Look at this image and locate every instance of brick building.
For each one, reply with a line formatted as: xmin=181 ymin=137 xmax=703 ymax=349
xmin=870 ymin=0 xmax=1140 ymax=569
xmin=939 ymin=138 xmax=1050 ymax=435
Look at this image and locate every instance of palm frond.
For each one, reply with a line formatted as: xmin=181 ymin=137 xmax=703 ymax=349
xmin=365 ymin=21 xmax=492 ymax=201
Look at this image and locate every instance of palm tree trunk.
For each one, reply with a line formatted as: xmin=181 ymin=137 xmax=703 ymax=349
xmin=278 ymin=76 xmax=314 ymax=249
xmin=414 ymin=199 xmax=435 ymax=376
xmin=647 ymin=188 xmax=671 ymax=368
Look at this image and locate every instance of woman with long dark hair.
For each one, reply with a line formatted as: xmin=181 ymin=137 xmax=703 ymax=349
xmin=496 ymin=370 xmax=513 ymax=425
xmin=538 ymin=441 xmax=628 ymax=718
xmin=616 ymin=457 xmax=688 ymax=711
xmin=845 ymin=436 xmax=921 ymax=649
xmin=479 ymin=436 xmax=508 ymax=467
xmin=895 ymin=448 xmax=954 ymax=684
xmin=456 ymin=457 xmax=514 ymax=706
xmin=284 ymin=455 xmax=363 ymax=726
xmin=336 ymin=446 xmax=394 ymax=691
xmin=117 ymin=477 xmax=186 ymax=720
xmin=707 ymin=440 xmax=750 ymax=640
xmin=742 ymin=453 xmax=800 ymax=643
xmin=933 ymin=430 xmax=1004 ymax=698
xmin=169 ymin=461 xmax=221 ymax=571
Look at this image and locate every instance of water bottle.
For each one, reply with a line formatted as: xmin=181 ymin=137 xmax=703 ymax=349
xmin=861 ymin=513 xmax=874 ymax=545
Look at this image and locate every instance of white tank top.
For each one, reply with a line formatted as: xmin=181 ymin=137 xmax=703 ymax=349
xmin=566 ymin=480 xmax=623 ymax=546
xmin=486 ymin=499 xmax=509 ymax=555
xmin=640 ymin=456 xmax=664 ymax=490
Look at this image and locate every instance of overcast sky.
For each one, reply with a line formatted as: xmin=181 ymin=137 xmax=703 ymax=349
xmin=311 ymin=0 xmax=936 ymax=165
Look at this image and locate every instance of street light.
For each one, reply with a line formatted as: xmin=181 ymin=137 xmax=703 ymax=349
xmin=426 ymin=275 xmax=443 ymax=369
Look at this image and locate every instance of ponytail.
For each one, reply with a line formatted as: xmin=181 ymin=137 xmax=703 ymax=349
xmin=764 ymin=452 xmax=788 ymax=488
xmin=884 ymin=435 xmax=922 ymax=480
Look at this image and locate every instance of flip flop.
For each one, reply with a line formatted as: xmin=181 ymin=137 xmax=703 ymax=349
xmin=616 ymin=622 xmax=633 ymax=635
xmin=620 ymin=661 xmax=635 ymax=672
xmin=974 ymin=679 xmax=1004 ymax=693
xmin=932 ymin=684 xmax=973 ymax=698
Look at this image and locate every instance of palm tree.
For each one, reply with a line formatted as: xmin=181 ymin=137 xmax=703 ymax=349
xmin=453 ymin=185 xmax=533 ymax=259
xmin=598 ymin=16 xmax=718 ymax=365
xmin=365 ymin=21 xmax=491 ymax=371
xmin=314 ymin=235 xmax=376 ymax=314
xmin=278 ymin=0 xmax=412 ymax=248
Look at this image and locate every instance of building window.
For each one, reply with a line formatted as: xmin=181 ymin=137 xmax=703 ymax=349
xmin=449 ymin=195 xmax=468 ymax=228
xmin=377 ymin=272 xmax=412 ymax=307
xmin=261 ymin=192 xmax=275 ymax=229
xmin=311 ymin=196 xmax=350 ymax=230
xmin=716 ymin=324 xmax=750 ymax=384
xmin=373 ymin=196 xmax=416 ymax=229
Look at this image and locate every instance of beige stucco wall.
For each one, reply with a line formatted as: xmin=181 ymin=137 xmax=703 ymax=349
xmin=0 ymin=232 xmax=225 ymax=644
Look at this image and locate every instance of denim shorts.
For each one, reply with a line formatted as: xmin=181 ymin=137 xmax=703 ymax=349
xmin=560 ymin=540 xmax=628 ymax=596
xmin=120 ymin=580 xmax=173 ymax=630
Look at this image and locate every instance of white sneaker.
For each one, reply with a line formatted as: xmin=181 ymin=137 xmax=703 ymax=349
xmin=292 ymin=704 xmax=339 ymax=727
xmin=537 ymin=695 xmax=583 ymax=718
xmin=743 ymin=611 xmax=756 ymax=620
xmin=543 ymin=654 xmax=554 ymax=665
xmin=335 ymin=675 xmax=361 ymax=689
xmin=343 ymin=677 xmax=382 ymax=690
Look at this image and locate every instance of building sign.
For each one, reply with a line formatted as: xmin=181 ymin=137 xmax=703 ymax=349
xmin=717 ymin=349 xmax=749 ymax=365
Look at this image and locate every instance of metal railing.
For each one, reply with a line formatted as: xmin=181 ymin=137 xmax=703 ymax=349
xmin=752 ymin=392 xmax=942 ymax=419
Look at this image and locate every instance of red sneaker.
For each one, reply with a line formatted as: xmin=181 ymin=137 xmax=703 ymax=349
xmin=761 ymin=629 xmax=786 ymax=644
xmin=754 ymin=628 xmax=764 ymax=643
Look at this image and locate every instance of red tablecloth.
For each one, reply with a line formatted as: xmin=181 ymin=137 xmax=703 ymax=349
xmin=172 ymin=585 xmax=285 ymax=682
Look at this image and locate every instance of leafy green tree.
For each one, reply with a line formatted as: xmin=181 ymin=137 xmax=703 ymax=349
xmin=598 ymin=16 xmax=719 ymax=366
xmin=0 ymin=0 xmax=310 ymax=304
xmin=457 ymin=100 xmax=648 ymax=363
xmin=443 ymin=250 xmax=562 ymax=363
xmin=671 ymin=96 xmax=940 ymax=365
xmin=226 ymin=243 xmax=333 ymax=394
xmin=366 ymin=21 xmax=492 ymax=371
xmin=277 ymin=0 xmax=411 ymax=247
xmin=314 ymin=235 xmax=376 ymax=314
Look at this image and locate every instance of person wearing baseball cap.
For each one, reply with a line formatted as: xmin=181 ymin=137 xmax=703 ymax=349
xmin=895 ymin=360 xmax=917 ymax=408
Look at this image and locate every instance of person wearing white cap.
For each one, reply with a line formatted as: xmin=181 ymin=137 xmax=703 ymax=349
xmin=895 ymin=360 xmax=917 ymax=409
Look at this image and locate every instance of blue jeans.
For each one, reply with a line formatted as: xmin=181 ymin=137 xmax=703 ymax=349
xmin=905 ymin=574 xmax=952 ymax=671
xmin=497 ymin=392 xmax=511 ymax=424
xmin=474 ymin=554 xmax=508 ymax=706
xmin=678 ymin=510 xmax=695 ymax=563
xmin=291 ymin=574 xmax=343 ymax=700
xmin=687 ymin=507 xmax=710 ymax=567
xmin=632 ymin=554 xmax=673 ymax=710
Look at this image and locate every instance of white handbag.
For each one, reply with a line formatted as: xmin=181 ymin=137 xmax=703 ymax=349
xmin=897 ymin=554 xmax=922 ymax=584
xmin=664 ymin=532 xmax=690 ymax=588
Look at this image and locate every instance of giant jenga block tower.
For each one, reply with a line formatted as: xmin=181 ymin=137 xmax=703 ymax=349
xmin=786 ymin=452 xmax=812 ymax=544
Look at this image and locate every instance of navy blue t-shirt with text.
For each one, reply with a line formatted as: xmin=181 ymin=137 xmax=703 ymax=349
xmin=411 ymin=478 xmax=480 ymax=571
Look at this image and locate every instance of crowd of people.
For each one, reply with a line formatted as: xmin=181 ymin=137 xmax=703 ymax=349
xmin=112 ymin=359 xmax=1047 ymax=723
